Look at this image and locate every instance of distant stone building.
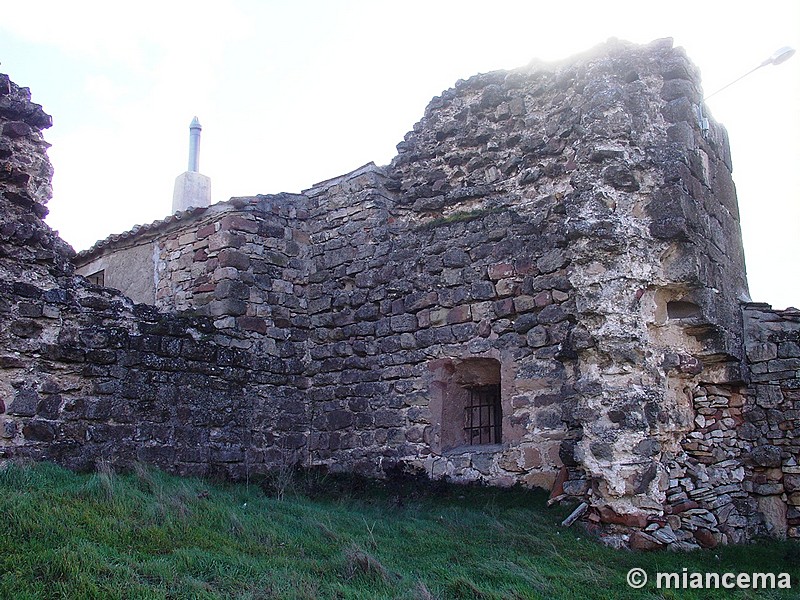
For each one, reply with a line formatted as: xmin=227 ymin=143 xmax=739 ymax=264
xmin=2 ymin=38 xmax=799 ymax=551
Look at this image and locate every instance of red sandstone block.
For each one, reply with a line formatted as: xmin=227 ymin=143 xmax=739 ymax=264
xmin=221 ymin=215 xmax=259 ymax=233
xmin=197 ymin=223 xmax=216 ymax=239
xmin=629 ymin=531 xmax=664 ymax=551
xmin=597 ymin=505 xmax=649 ymax=528
xmin=417 ymin=309 xmax=431 ymax=328
xmin=694 ymin=528 xmax=720 ymax=548
xmin=447 ymin=305 xmax=471 ymax=324
xmin=549 ymin=466 xmax=569 ymax=500
xmin=534 ymin=291 xmax=552 ymax=307
xmin=477 ymin=319 xmax=491 ymax=337
xmin=488 ymin=263 xmax=514 ymax=280
xmin=514 ymin=257 xmax=537 ymax=275
xmin=218 ymin=249 xmax=250 ymax=270
xmin=513 ymin=295 xmax=537 ymax=313
xmin=670 ymin=501 xmax=701 ymax=514
xmin=495 ymin=278 xmax=519 ymax=297
xmin=406 ymin=291 xmax=438 ymax=312
xmin=523 ymin=447 xmax=542 ymax=468
xmin=293 ymin=230 xmax=310 ymax=244
xmin=209 ymin=232 xmax=245 ymax=252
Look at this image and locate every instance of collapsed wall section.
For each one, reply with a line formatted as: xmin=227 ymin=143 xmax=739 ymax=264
xmin=0 ymin=74 xmax=73 ymax=284
xmin=536 ymin=40 xmax=751 ymax=548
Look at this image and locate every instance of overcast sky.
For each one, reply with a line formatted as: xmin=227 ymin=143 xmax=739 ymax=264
xmin=1 ymin=0 xmax=798 ymax=309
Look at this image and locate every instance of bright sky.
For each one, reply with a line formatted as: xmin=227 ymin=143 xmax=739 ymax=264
xmin=1 ymin=0 xmax=798 ymax=309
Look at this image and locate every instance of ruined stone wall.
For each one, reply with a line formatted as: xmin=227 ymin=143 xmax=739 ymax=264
xmin=742 ymin=303 xmax=800 ymax=539
xmin=0 ymin=73 xmax=309 ymax=479
xmin=551 ymin=40 xmax=750 ymax=537
xmin=1 ymin=38 xmax=792 ymax=551
xmin=302 ymin=137 xmax=581 ymax=488
xmin=152 ymin=195 xmax=309 ymax=348
xmin=300 ymin=39 xmax=752 ymax=530
xmin=1 ymin=284 xmax=310 ymax=479
xmin=0 ymin=74 xmax=73 ymax=285
xmin=303 ymin=166 xmax=413 ymax=475
xmin=626 ymin=305 xmax=796 ymax=550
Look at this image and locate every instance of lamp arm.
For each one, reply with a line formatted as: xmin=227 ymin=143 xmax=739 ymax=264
xmin=703 ymin=64 xmax=764 ymax=101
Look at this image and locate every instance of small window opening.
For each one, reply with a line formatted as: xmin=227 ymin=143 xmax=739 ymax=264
xmin=464 ymin=384 xmax=502 ymax=445
xmin=86 ymin=270 xmax=105 ymax=286
xmin=667 ymin=300 xmax=702 ymax=319
xmin=431 ymin=357 xmax=502 ymax=451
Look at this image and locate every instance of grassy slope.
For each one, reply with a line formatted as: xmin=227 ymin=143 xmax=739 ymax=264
xmin=0 ymin=461 xmax=797 ymax=599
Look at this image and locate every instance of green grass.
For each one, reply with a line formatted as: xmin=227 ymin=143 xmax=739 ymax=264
xmin=0 ymin=461 xmax=798 ymax=599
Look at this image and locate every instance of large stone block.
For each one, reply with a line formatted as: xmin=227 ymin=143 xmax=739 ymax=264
xmin=218 ymin=249 xmax=251 ymax=270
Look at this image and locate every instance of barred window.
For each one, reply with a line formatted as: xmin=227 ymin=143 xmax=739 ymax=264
xmin=430 ymin=357 xmax=503 ymax=452
xmin=464 ymin=384 xmax=502 ymax=445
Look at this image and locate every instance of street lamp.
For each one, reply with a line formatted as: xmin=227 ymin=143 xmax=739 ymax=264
xmin=704 ymin=46 xmax=796 ymax=101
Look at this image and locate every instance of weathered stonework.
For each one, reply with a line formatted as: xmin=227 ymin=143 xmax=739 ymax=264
xmin=2 ymin=39 xmax=799 ymax=550
xmin=0 ymin=74 xmax=309 ymax=480
xmin=742 ymin=304 xmax=800 ymax=539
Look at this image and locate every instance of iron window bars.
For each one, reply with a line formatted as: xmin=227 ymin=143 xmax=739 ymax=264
xmin=464 ymin=384 xmax=501 ymax=445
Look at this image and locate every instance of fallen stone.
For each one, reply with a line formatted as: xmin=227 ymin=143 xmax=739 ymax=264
xmin=629 ymin=531 xmax=664 ymax=551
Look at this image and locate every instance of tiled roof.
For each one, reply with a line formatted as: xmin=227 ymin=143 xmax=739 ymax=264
xmin=74 ymin=204 xmax=213 ymax=262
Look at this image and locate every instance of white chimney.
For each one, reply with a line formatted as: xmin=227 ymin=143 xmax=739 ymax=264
xmin=172 ymin=116 xmax=211 ymax=213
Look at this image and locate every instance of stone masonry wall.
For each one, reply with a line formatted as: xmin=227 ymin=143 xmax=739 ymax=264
xmin=385 ymin=38 xmax=749 ymax=518
xmin=0 ymin=73 xmax=309 ymax=480
xmin=0 ymin=38 xmax=794 ymax=551
xmin=0 ymin=74 xmax=73 ymax=285
xmin=297 ymin=40 xmax=754 ymax=553
xmin=153 ymin=195 xmax=308 ymax=334
xmin=742 ymin=303 xmax=800 ymax=539
xmin=622 ymin=303 xmax=798 ymax=550
xmin=302 ymin=148 xmax=581 ymax=489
